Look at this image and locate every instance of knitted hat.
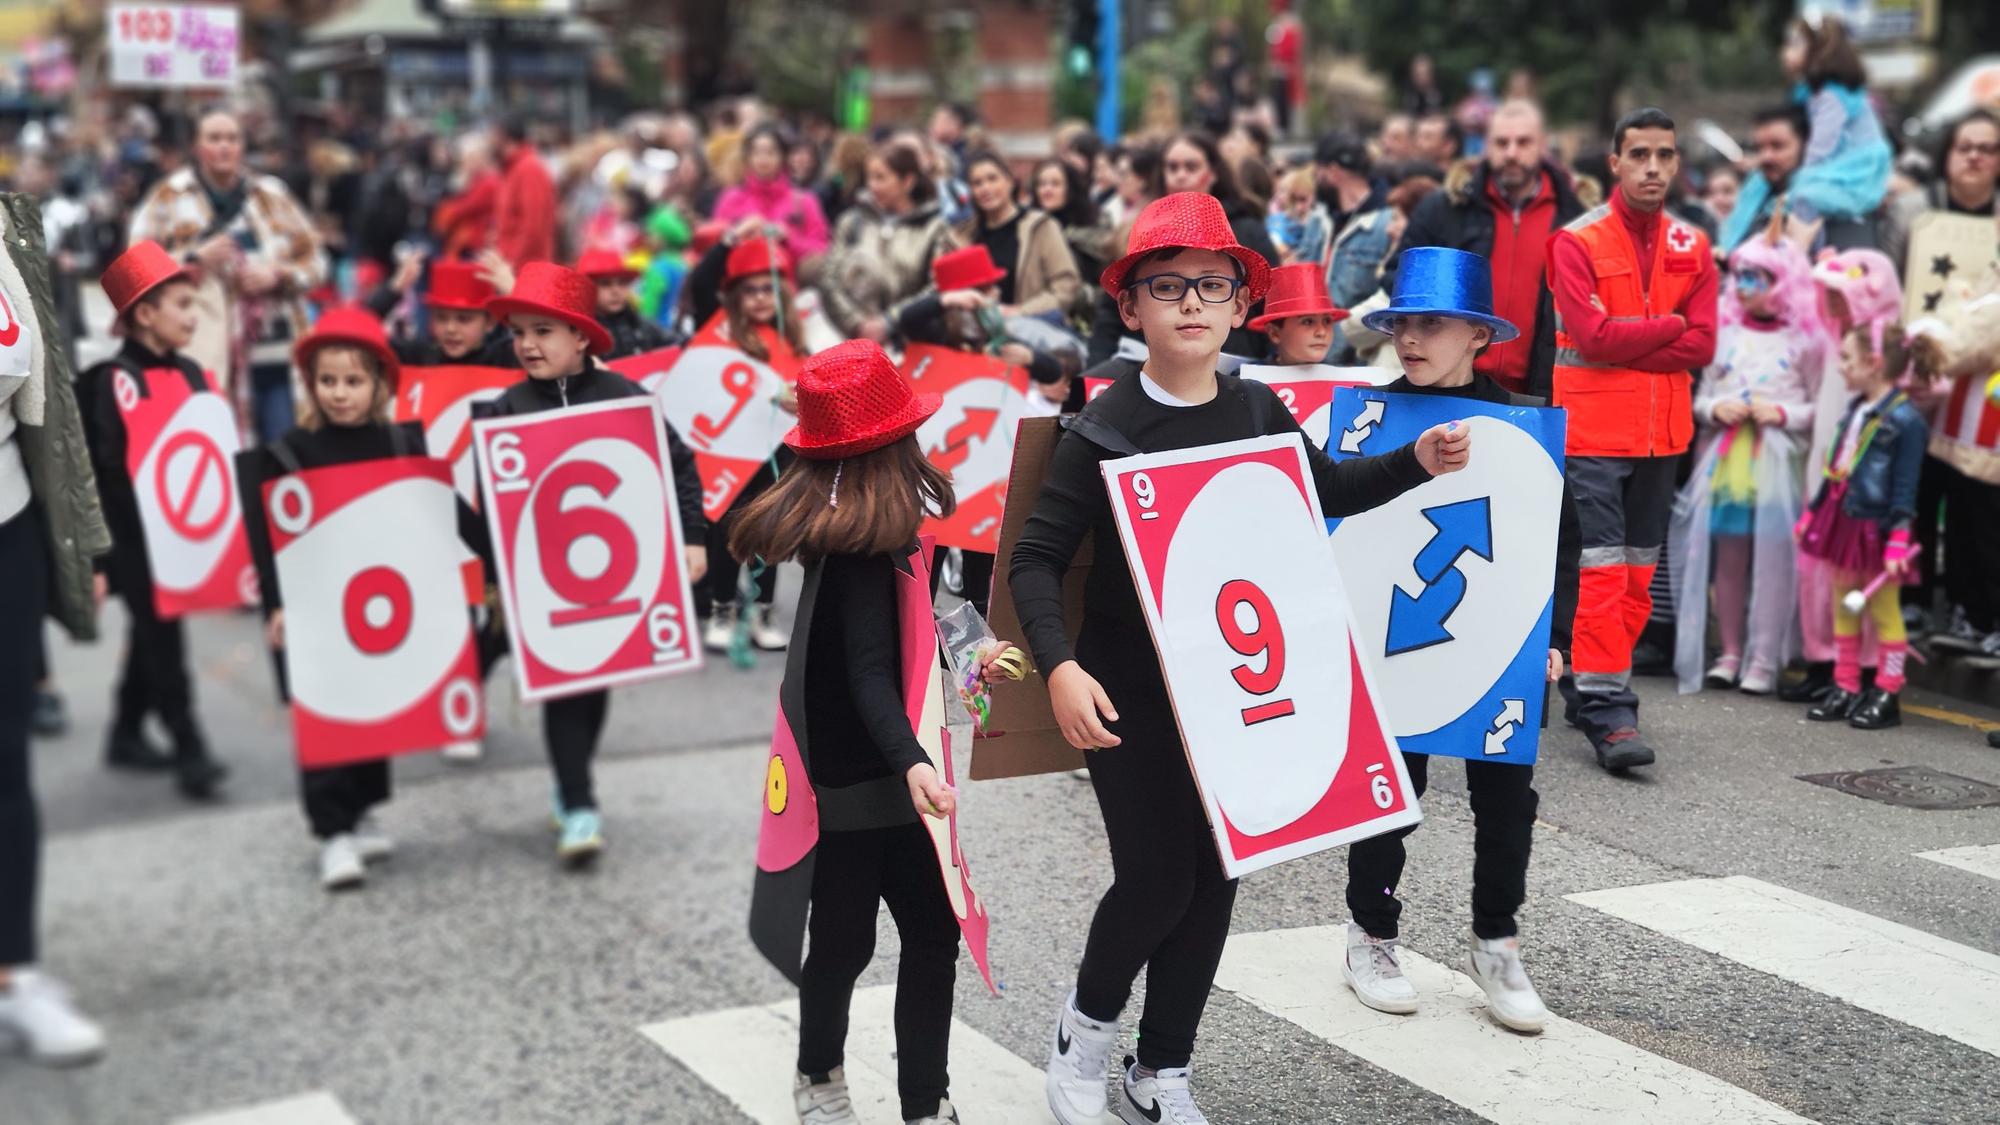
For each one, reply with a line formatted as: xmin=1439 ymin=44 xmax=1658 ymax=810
xmin=101 ymin=240 xmax=190 ymax=322
xmin=425 ymin=261 xmax=497 ymax=312
xmin=294 ymin=306 xmax=402 ymax=390
xmin=932 ymin=244 xmax=1008 ymax=292
xmin=575 ymin=247 xmax=639 ymax=282
xmin=782 ymin=339 xmax=940 ymax=460
xmin=1248 ymin=262 xmax=1350 ymax=330
xmin=1359 ymin=246 xmax=1520 ymax=343
xmin=1099 ymin=192 xmax=1272 ymax=301
xmin=486 ymin=263 xmax=614 ymax=355
xmin=725 ymin=238 xmax=796 ymax=287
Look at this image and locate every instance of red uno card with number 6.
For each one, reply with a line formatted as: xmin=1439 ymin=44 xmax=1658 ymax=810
xmin=265 ymin=457 xmax=484 ymax=768
xmin=1103 ymin=433 xmax=1420 ymax=878
xmin=474 ymin=397 xmax=702 ymax=702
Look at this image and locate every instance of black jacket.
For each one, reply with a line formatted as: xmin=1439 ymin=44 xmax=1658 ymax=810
xmin=1391 ymin=159 xmax=1584 ymax=400
xmin=598 ymin=306 xmax=681 ymax=360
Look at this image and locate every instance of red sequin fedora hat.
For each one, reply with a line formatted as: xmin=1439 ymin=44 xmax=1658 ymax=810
xmin=424 ymin=261 xmax=497 ymax=312
xmin=783 ymin=339 xmax=941 ymax=460
xmin=575 ymin=247 xmax=640 ymax=282
xmin=1099 ymin=191 xmax=1272 ymax=302
xmin=101 ymin=240 xmax=190 ymax=322
xmin=932 ymin=244 xmax=1009 ymax=292
xmin=725 ymin=238 xmax=796 ymax=286
xmin=486 ymin=262 xmax=614 ymax=355
xmin=294 ymin=306 xmax=402 ymax=390
xmin=1248 ymin=262 xmax=1349 ymax=330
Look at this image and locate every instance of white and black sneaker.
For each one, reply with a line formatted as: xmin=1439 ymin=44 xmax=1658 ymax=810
xmin=1046 ymin=989 xmax=1117 ymax=1125
xmin=904 ymin=1097 xmax=961 ymax=1124
xmin=793 ymin=1067 xmax=859 ymax=1125
xmin=1342 ymin=921 xmax=1418 ymax=1014
xmin=1932 ymin=605 xmax=1983 ymax=652
xmin=1115 ymin=1057 xmax=1208 ymax=1125
xmin=1467 ymin=935 xmax=1548 ymax=1034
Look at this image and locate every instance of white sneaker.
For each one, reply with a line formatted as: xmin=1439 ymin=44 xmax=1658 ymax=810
xmin=1468 ymin=935 xmax=1548 ymax=1034
xmin=905 ymin=1097 xmax=961 ymax=1124
xmin=1703 ymin=654 xmax=1740 ymax=688
xmin=1738 ymin=663 xmax=1776 ymax=695
xmin=1932 ymin=606 xmax=1982 ymax=651
xmin=704 ymin=604 xmax=739 ymax=654
xmin=793 ymin=1066 xmax=859 ymax=1124
xmin=319 ymin=834 xmax=366 ymax=890
xmin=352 ymin=817 xmax=395 ymax=864
xmin=1115 ymin=1059 xmax=1209 ymax=1125
xmin=0 ymin=970 xmax=106 ymax=1066
xmin=750 ymin=604 xmax=789 ymax=651
xmin=1342 ymin=921 xmax=1418 ymax=1014
xmin=1046 ymin=990 xmax=1117 ymax=1125
xmin=441 ymin=739 xmax=483 ymax=763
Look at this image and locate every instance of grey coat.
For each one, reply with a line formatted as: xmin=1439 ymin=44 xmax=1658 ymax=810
xmin=1 ymin=192 xmax=111 ymax=639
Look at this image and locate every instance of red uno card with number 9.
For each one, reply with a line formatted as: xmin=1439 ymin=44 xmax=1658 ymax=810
xmin=266 ymin=457 xmax=484 ymax=768
xmin=1103 ymin=433 xmax=1420 ymax=878
xmin=474 ymin=397 xmax=702 ymax=702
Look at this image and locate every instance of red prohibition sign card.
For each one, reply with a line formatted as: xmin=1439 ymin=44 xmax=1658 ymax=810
xmin=114 ymin=367 xmax=257 ymax=617
xmin=265 ymin=457 xmax=485 ymax=768
xmin=473 ymin=396 xmax=703 ymax=702
xmin=1102 ymin=433 xmax=1420 ymax=878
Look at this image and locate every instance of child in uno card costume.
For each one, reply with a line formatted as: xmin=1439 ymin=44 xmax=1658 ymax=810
xmin=1010 ymin=193 xmax=1469 ymax=1125
xmin=1337 ymin=246 xmax=1580 ymax=1036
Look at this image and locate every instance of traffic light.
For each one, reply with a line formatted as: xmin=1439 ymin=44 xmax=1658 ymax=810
xmin=1066 ymin=0 xmax=1098 ymax=78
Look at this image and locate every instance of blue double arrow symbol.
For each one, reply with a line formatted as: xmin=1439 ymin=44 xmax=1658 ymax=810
xmin=1384 ymin=497 xmax=1493 ymax=656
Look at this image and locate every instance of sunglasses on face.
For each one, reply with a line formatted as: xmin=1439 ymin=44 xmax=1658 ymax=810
xmin=1132 ymin=273 xmax=1243 ymax=303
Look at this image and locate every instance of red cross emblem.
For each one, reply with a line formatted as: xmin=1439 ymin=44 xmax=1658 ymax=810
xmin=1666 ymin=224 xmax=1696 ymax=255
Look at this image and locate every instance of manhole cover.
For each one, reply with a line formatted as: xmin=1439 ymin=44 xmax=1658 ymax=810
xmin=1797 ymin=766 xmax=2000 ymax=810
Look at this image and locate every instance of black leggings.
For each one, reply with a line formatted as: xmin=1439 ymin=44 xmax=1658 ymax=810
xmin=112 ymin=583 xmax=200 ymax=750
xmin=699 ymin=462 xmax=781 ymax=616
xmin=931 ymin=548 xmax=994 ymax=620
xmin=1073 ymin=707 xmax=1238 ymax=1071
xmin=798 ymin=821 xmax=960 ymax=1121
xmin=1 ymin=508 xmax=50 ymax=965
xmin=1346 ymin=753 xmax=1537 ymax=941
xmin=546 ymin=689 xmax=608 ymax=813
xmin=300 ymin=761 xmax=391 ymax=840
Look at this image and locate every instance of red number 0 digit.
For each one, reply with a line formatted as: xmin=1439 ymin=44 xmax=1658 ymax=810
xmin=534 ymin=460 xmax=642 ymax=625
xmin=1215 ymin=578 xmax=1295 ymax=726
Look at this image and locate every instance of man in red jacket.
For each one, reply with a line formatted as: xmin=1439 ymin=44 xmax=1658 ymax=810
xmin=492 ymin=118 xmax=556 ymax=268
xmin=1547 ymin=106 xmax=1718 ymax=772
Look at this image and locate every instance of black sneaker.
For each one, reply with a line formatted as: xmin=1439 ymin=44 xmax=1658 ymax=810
xmin=1806 ymin=687 xmax=1863 ymax=722
xmin=104 ymin=729 xmax=176 ymax=772
xmin=1987 ymin=729 xmax=2000 ymax=750
xmin=1631 ymin=637 xmax=1674 ymax=678
xmin=1848 ymin=688 xmax=1901 ymax=730
xmin=30 ymin=692 xmax=67 ymax=738
xmin=175 ymin=755 xmax=229 ymax=801
xmin=1594 ymin=728 xmax=1655 ymax=772
xmin=1777 ymin=662 xmax=1835 ymax=703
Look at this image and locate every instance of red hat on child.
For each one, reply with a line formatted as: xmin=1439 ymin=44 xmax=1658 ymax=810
xmin=575 ymin=248 xmax=639 ymax=282
xmin=932 ymin=245 xmax=1009 ymax=292
xmin=1100 ymin=191 xmax=1272 ymax=302
xmin=690 ymin=220 xmax=730 ymax=259
xmin=725 ymin=239 xmax=795 ymax=287
xmin=293 ymin=306 xmax=402 ymax=389
xmin=782 ymin=339 xmax=940 ymax=460
xmin=101 ymin=240 xmax=190 ymax=322
xmin=486 ymin=263 xmax=614 ymax=355
xmin=1248 ymin=263 xmax=1349 ymax=331
xmin=426 ymin=261 xmax=497 ymax=312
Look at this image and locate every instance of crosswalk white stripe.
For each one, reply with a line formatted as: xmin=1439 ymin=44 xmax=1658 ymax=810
xmin=1568 ymin=875 xmax=2000 ymax=1059
xmin=1213 ymin=925 xmax=1812 ymax=1125
xmin=640 ymin=986 xmax=1048 ymax=1123
xmin=1917 ymin=844 xmax=2000 ymax=882
xmin=171 ymin=1091 xmax=360 ymax=1125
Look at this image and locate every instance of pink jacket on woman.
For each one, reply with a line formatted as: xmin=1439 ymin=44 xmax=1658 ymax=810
xmin=712 ymin=172 xmax=829 ymax=260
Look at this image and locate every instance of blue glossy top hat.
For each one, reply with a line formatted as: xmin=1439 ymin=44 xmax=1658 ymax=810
xmin=1360 ymin=246 xmax=1520 ymax=344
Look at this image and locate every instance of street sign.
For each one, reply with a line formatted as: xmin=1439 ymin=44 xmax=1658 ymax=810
xmin=108 ymin=4 xmax=239 ymax=90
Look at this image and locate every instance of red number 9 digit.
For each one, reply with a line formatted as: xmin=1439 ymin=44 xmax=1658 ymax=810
xmin=1215 ymin=578 xmax=1295 ymax=725
xmin=534 ymin=460 xmax=641 ymax=625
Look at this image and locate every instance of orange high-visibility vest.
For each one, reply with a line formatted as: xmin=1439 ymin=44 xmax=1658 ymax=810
xmin=1549 ymin=205 xmax=1709 ymax=457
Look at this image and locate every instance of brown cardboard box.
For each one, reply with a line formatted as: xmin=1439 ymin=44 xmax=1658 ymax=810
xmin=972 ymin=416 xmax=1090 ymax=780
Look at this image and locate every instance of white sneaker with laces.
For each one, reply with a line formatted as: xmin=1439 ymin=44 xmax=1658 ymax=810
xmin=441 ymin=739 xmax=483 ymax=762
xmin=793 ymin=1067 xmax=859 ymax=1125
xmin=704 ymin=604 xmax=739 ymax=654
xmin=1342 ymin=921 xmax=1418 ymax=1014
xmin=904 ymin=1096 xmax=961 ymax=1124
xmin=352 ymin=817 xmax=395 ymax=864
xmin=1933 ymin=605 xmax=1982 ymax=651
xmin=0 ymin=970 xmax=106 ymax=1066
xmin=750 ymin=604 xmax=789 ymax=651
xmin=319 ymin=835 xmax=366 ymax=890
xmin=1046 ymin=990 xmax=1117 ymax=1125
xmin=1115 ymin=1059 xmax=1209 ymax=1125
xmin=1467 ymin=935 xmax=1548 ymax=1034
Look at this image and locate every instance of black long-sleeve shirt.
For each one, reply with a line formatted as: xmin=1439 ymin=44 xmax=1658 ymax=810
xmin=1379 ymin=374 xmax=1581 ymax=654
xmin=802 ymin=551 xmax=929 ymax=788
xmin=1009 ymin=371 xmax=1432 ymax=680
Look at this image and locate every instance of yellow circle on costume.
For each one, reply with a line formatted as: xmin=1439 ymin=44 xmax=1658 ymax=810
xmin=1986 ymin=371 xmax=2000 ymax=404
xmin=766 ymin=754 xmax=788 ymax=814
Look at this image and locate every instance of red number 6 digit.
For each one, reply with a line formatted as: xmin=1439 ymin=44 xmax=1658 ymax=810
xmin=534 ymin=460 xmax=642 ymax=625
xmin=1215 ymin=578 xmax=1294 ymax=726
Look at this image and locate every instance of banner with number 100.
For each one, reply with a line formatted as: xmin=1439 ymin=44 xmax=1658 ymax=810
xmin=473 ymin=397 xmax=702 ymax=702
xmin=1102 ymin=434 xmax=1420 ymax=878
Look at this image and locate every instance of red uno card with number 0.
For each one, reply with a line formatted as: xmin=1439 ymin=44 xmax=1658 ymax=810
xmin=266 ymin=457 xmax=485 ymax=767
xmin=113 ymin=367 xmax=257 ymax=618
xmin=1102 ymin=434 xmax=1420 ymax=877
xmin=905 ymin=344 xmax=1032 ymax=553
xmin=473 ymin=397 xmax=702 ymax=702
